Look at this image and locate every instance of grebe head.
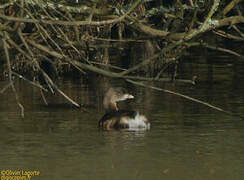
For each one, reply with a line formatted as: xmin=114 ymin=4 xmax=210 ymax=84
xmin=103 ymin=87 xmax=134 ymax=111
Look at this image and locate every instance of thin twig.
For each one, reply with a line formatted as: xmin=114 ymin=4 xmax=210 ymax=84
xmin=2 ymin=32 xmax=24 ymax=118
xmin=12 ymin=71 xmax=48 ymax=91
xmin=213 ymin=29 xmax=244 ymax=41
xmin=202 ymin=43 xmax=244 ymax=60
xmin=126 ymin=79 xmax=244 ymax=119
xmin=40 ymin=89 xmax=48 ymax=105
xmin=0 ymin=82 xmax=13 ymax=94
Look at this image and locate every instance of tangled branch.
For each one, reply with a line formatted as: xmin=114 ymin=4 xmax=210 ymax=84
xmin=0 ymin=0 xmax=243 ymax=118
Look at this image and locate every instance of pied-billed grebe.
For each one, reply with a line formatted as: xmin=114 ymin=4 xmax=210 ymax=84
xmin=98 ymin=87 xmax=150 ymax=130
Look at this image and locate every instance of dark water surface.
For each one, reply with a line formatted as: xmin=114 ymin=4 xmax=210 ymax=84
xmin=0 ymin=63 xmax=244 ymax=180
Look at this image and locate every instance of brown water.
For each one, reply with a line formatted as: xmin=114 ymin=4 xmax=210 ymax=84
xmin=0 ymin=62 xmax=244 ymax=180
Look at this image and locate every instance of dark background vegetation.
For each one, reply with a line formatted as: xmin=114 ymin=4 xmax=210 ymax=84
xmin=0 ymin=0 xmax=243 ymax=116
